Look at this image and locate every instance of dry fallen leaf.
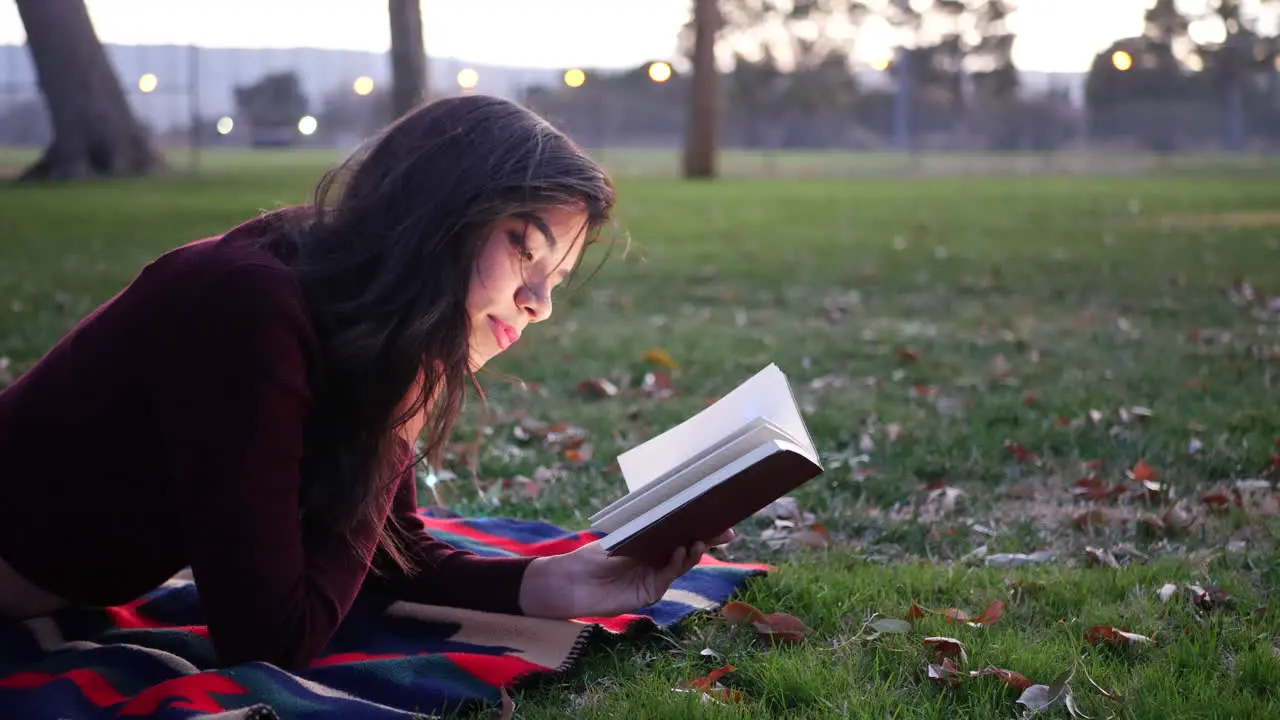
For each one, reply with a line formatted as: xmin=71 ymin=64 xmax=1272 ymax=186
xmin=926 ymin=657 xmax=965 ymax=687
xmin=641 ymin=348 xmax=679 ymax=369
xmin=678 ymin=664 xmax=743 ymax=704
xmin=753 ymin=612 xmax=814 ymax=643
xmin=1129 ymin=460 xmax=1159 ymax=483
xmin=720 ymin=601 xmax=813 ymax=643
xmin=1086 ymin=626 xmax=1152 ymax=646
xmin=923 ymin=637 xmax=968 ymax=664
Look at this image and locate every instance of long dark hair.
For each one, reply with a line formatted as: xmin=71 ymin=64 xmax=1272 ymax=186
xmin=256 ymin=95 xmax=616 ymax=569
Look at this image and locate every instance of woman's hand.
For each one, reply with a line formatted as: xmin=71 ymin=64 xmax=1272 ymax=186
xmin=518 ymin=529 xmax=736 ymax=619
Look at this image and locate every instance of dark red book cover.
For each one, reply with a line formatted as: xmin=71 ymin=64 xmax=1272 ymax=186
xmin=603 ymin=448 xmax=823 ymax=566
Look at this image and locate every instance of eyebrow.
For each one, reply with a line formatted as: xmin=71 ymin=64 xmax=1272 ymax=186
xmin=519 ymin=213 xmax=557 ymax=249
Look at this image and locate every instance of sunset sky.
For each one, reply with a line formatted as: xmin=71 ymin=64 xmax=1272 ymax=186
xmin=0 ymin=0 xmax=1270 ymax=73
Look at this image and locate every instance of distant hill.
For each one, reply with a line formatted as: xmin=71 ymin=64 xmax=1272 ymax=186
xmin=0 ymin=43 xmax=1086 ymax=133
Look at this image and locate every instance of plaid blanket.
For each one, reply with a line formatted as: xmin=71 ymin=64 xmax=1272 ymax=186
xmin=0 ymin=510 xmax=769 ymax=719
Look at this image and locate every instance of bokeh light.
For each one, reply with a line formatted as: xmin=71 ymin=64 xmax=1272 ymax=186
xmin=647 ymin=61 xmax=672 ymax=83
xmin=353 ymin=76 xmax=375 ymax=96
xmin=138 ymin=73 xmax=158 ymax=93
xmin=1112 ymin=50 xmax=1133 ymax=72
xmin=215 ymin=116 xmax=234 ymax=135
xmin=457 ymin=68 xmax=479 ymax=90
xmin=297 ymin=115 xmax=318 ymax=135
xmin=564 ymin=68 xmax=586 ymax=88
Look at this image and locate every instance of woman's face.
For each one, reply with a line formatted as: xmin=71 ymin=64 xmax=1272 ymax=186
xmin=466 ymin=205 xmax=588 ymax=370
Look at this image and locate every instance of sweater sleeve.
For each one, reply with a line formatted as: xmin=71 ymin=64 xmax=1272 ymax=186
xmin=150 ymin=265 xmax=393 ymax=669
xmin=365 ymin=440 xmax=534 ymax=615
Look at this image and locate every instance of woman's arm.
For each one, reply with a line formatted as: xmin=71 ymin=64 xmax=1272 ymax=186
xmin=152 ymin=264 xmax=394 ymax=669
xmin=364 ymin=442 xmax=534 ymax=615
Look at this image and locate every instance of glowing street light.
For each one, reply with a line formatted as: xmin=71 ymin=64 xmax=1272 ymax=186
xmin=457 ymin=68 xmax=479 ymax=92
xmin=871 ymin=56 xmax=892 ymax=72
xmin=215 ymin=116 xmax=234 ymax=135
xmin=138 ymin=73 xmax=158 ymax=93
xmin=563 ymin=68 xmax=586 ymax=88
xmin=647 ymin=61 xmax=672 ymax=83
xmin=1112 ymin=50 xmax=1133 ymax=72
xmin=353 ymin=76 xmax=375 ymax=96
xmin=297 ymin=115 xmax=318 ymax=136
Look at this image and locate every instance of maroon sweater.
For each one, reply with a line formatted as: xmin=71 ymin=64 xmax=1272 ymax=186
xmin=0 ymin=216 xmax=532 ymax=668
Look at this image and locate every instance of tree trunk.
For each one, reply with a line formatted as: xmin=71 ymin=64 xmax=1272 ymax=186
xmin=388 ymin=0 xmax=428 ymax=120
xmin=15 ymin=0 xmax=163 ymax=182
xmin=682 ymin=0 xmax=721 ymax=179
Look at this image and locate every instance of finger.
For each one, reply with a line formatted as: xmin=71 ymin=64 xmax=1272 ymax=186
xmin=660 ymin=545 xmax=687 ymax=584
xmin=707 ymin=529 xmax=736 ymax=546
xmin=680 ymin=542 xmax=707 ymax=575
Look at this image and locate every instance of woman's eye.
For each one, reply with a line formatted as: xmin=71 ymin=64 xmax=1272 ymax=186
xmin=507 ymin=231 xmax=534 ymax=261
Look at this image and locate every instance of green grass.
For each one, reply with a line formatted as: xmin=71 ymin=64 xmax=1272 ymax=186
xmin=2 ymin=150 xmax=1279 ymax=719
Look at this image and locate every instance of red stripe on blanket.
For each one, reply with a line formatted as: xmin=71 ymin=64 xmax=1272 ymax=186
xmin=421 ymin=519 xmax=596 ymax=557
xmin=309 ymin=651 xmax=410 ymax=667
xmin=106 ymin=604 xmax=210 ymax=637
xmin=570 ymin=613 xmax=644 ymax=633
xmin=441 ymin=652 xmax=547 ymax=687
xmin=0 ymin=669 xmax=127 ymax=707
xmin=696 ymin=555 xmax=775 ymax=572
xmin=117 ymin=674 xmax=249 ymax=716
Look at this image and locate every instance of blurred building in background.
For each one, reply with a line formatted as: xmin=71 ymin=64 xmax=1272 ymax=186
xmin=1 ymin=0 xmax=1277 ymax=167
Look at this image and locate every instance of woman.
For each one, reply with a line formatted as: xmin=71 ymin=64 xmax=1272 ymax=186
xmin=0 ymin=95 xmax=731 ymax=669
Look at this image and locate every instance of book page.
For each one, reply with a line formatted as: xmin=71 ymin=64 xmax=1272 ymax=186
xmin=616 ymin=363 xmax=814 ymax=493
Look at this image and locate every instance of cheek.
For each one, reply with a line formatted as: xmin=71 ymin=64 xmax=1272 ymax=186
xmin=469 ymin=249 xmax=520 ymax=309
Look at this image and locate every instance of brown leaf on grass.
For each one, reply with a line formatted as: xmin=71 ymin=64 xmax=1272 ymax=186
xmin=753 ymin=612 xmax=814 ymax=643
xmin=979 ymin=665 xmax=1035 ymax=690
xmin=898 ymin=347 xmax=919 ymax=363
xmin=679 ymin=664 xmax=743 ymax=704
xmin=940 ymin=601 xmax=1005 ymax=627
xmin=638 ymin=371 xmax=675 ymax=399
xmin=641 ymin=348 xmax=679 ymax=369
xmin=1085 ymin=626 xmax=1152 ymax=646
xmin=1129 ymin=460 xmax=1159 ymax=483
xmin=1005 ymin=440 xmax=1038 ymax=464
xmin=720 ymin=601 xmax=813 ymax=643
xmin=720 ymin=601 xmax=766 ymax=625
xmin=563 ymin=443 xmax=594 ymax=464
xmin=923 ymin=637 xmax=968 ymax=664
xmin=576 ymin=377 xmax=618 ymax=399
xmin=927 ymin=657 xmax=965 ymax=687
xmin=1071 ymin=477 xmax=1126 ymax=502
xmin=1188 ymin=584 xmax=1233 ymax=611
xmin=1202 ymin=492 xmax=1233 ymax=512
xmin=974 ymin=601 xmax=1006 ymax=626
xmin=906 ymin=602 xmax=928 ymax=620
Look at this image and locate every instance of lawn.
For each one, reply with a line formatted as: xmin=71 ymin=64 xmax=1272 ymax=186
xmin=2 ymin=151 xmax=1279 ymax=719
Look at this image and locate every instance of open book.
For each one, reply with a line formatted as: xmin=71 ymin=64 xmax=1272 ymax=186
xmin=590 ymin=363 xmax=824 ymax=565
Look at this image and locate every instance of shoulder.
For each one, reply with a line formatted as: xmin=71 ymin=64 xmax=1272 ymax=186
xmin=142 ymin=213 xmax=309 ymax=323
xmin=140 ymin=212 xmax=321 ymax=365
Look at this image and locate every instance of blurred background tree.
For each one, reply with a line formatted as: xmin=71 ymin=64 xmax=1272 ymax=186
xmin=13 ymin=0 xmax=162 ymax=181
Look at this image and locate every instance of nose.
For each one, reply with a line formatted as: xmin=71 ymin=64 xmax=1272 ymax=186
xmin=516 ymin=283 xmax=552 ymax=323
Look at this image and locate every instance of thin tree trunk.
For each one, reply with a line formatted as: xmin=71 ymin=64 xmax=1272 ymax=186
xmin=682 ymin=0 xmax=721 ymax=179
xmin=15 ymin=0 xmax=162 ymax=182
xmin=388 ymin=0 xmax=428 ymax=119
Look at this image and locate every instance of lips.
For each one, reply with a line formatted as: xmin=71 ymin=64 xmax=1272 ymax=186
xmin=488 ymin=316 xmax=521 ymax=351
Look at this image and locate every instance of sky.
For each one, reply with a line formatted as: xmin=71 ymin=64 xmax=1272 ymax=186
xmin=0 ymin=0 xmax=1259 ymax=73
